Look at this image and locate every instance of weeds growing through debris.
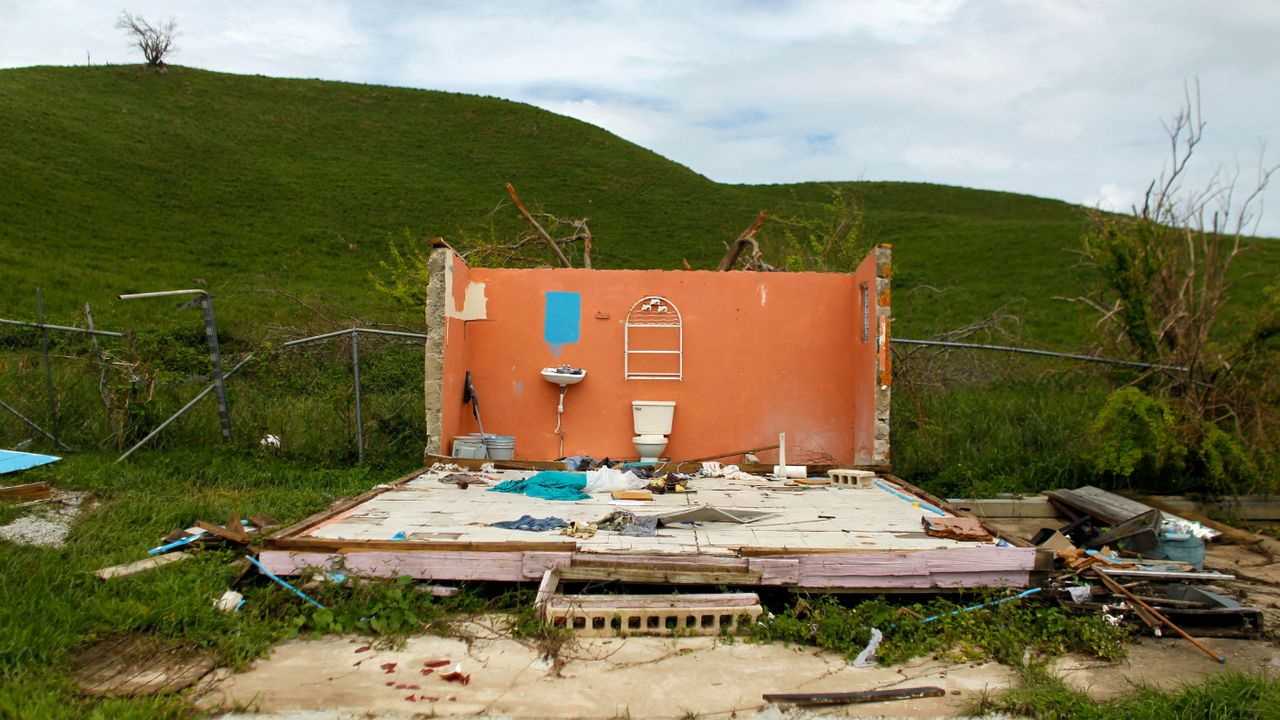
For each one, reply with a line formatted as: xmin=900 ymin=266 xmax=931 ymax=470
xmin=749 ymin=594 xmax=1128 ymax=668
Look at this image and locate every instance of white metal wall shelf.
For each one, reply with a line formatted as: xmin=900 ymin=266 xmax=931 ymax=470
xmin=624 ymin=296 xmax=682 ymax=380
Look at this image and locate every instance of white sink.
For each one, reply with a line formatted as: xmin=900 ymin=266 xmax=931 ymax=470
xmin=541 ymin=367 xmax=586 ymax=387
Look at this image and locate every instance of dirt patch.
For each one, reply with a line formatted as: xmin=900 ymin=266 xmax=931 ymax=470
xmin=199 ymin=633 xmax=1018 ymax=719
xmin=1052 ymin=637 xmax=1280 ymax=701
xmin=0 ymin=491 xmax=88 ymax=547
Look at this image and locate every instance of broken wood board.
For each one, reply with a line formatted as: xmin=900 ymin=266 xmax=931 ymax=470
xmin=922 ymin=516 xmax=992 ymax=542
xmin=256 ymin=465 xmax=1038 ymax=590
xmin=71 ymin=635 xmax=214 ymax=696
xmin=764 ymin=686 xmax=946 ymax=706
xmin=259 ymin=546 xmax=1037 ymax=590
xmin=1045 ymin=486 xmax=1155 ymax=526
xmin=96 ymin=552 xmax=192 ymax=581
xmin=0 ymin=482 xmax=52 ymax=501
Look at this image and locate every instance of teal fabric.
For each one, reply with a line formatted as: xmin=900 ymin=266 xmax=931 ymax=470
xmin=488 ymin=471 xmax=589 ymax=501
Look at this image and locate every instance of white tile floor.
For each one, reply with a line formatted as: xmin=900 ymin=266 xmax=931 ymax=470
xmin=304 ymin=467 xmax=981 ymax=555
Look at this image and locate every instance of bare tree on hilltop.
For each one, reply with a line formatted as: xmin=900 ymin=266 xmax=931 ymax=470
xmin=116 ymin=10 xmax=177 ymax=68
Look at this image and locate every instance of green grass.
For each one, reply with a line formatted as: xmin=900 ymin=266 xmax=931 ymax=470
xmin=6 ymin=64 xmax=1274 ymax=345
xmin=0 ymin=452 xmax=520 ymax=717
xmin=973 ymin=665 xmax=1280 ymax=720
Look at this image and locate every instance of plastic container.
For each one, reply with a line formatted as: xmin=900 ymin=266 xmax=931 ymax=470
xmin=1151 ymin=532 xmax=1205 ymax=570
xmin=483 ymin=435 xmax=516 ymax=461
xmin=452 ymin=436 xmax=487 ymax=459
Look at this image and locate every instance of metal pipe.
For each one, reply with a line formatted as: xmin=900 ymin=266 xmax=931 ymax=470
xmin=0 ymin=317 xmax=126 ymax=338
xmin=36 ymin=289 xmax=58 ymax=435
xmin=117 ymin=289 xmax=208 ymax=301
xmin=351 ymin=329 xmax=364 ymax=464
xmin=115 ymin=353 xmax=254 ymax=463
xmin=119 ymin=288 xmax=233 ymax=443
xmin=351 ymin=327 xmax=429 ymax=340
xmin=200 ymin=295 xmax=232 ymax=443
xmin=891 ymin=338 xmax=1188 ymax=372
xmin=281 ymin=328 xmax=357 ymax=347
xmin=281 ymin=327 xmax=428 ymax=348
xmin=0 ymin=397 xmax=72 ymax=451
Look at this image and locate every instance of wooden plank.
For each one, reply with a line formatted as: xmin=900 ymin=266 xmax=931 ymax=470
xmin=96 ymin=552 xmax=192 ymax=580
xmin=548 ymin=593 xmax=761 ymax=609
xmin=262 ymin=537 xmax=577 ymax=553
xmin=1045 ymin=486 xmax=1153 ymax=526
xmin=522 ymin=551 xmax=574 ymax=579
xmin=425 ymin=453 xmax=563 ymax=471
xmin=258 ymin=550 xmax=530 ymax=581
xmin=570 ymin=555 xmax=751 ymax=571
xmin=748 ymin=557 xmax=801 ymax=585
xmin=764 ymin=686 xmax=945 ymax=706
xmin=559 ymin=565 xmax=763 ymax=585
xmin=1097 ymin=568 xmax=1236 ymax=581
xmin=886 ymin=473 xmax=1033 ymax=548
xmin=0 ymin=482 xmax=52 ymax=501
xmin=535 ymin=567 xmax=561 ymax=617
xmin=195 ymin=520 xmax=250 ymax=544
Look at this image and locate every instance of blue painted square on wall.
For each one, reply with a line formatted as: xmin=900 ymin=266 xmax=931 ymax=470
xmin=544 ymin=291 xmax=581 ymax=345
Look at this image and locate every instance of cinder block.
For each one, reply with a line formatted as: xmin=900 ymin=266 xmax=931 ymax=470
xmin=828 ymin=469 xmax=877 ymax=489
xmin=545 ymin=594 xmax=762 ymax=638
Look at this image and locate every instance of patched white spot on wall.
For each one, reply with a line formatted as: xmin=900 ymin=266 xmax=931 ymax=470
xmin=445 ymin=279 xmax=488 ymax=320
xmin=513 ymin=379 xmax=524 ymax=397
xmin=758 ymin=282 xmax=767 ymax=307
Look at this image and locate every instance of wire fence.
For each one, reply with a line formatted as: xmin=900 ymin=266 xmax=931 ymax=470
xmin=0 ymin=298 xmax=428 ymax=465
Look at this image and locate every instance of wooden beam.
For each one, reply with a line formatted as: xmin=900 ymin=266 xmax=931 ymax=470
xmin=262 ymin=537 xmax=578 ymax=553
xmin=96 ymin=552 xmax=192 ymax=580
xmin=559 ymin=565 xmax=763 ymax=585
xmin=0 ymin=482 xmax=52 ymax=501
xmin=764 ymin=686 xmax=945 ymax=706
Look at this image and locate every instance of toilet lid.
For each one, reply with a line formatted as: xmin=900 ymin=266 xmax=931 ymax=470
xmin=633 ymin=434 xmax=667 ymax=443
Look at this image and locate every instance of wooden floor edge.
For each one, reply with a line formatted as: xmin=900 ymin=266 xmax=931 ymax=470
xmin=266 ymin=465 xmax=433 ymax=541
xmin=884 ymin=472 xmax=1035 ymax=548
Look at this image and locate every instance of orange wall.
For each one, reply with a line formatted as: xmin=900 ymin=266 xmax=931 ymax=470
xmin=438 ymin=253 xmax=880 ymax=464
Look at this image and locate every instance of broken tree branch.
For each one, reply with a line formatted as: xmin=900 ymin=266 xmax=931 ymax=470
xmin=717 ymin=210 xmax=769 ymax=271
xmin=505 ymin=183 xmax=573 ymax=268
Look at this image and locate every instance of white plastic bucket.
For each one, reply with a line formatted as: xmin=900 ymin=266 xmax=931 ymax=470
xmin=484 ymin=435 xmax=516 ymax=461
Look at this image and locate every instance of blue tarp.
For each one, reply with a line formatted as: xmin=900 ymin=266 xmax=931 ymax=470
xmin=0 ymin=449 xmax=61 ymax=475
xmin=488 ymin=471 xmax=589 ymax=501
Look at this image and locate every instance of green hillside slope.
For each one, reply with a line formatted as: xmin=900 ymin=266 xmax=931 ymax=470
xmin=0 ymin=64 xmax=1152 ymax=347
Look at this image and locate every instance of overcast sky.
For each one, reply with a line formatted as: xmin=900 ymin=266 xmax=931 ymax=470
xmin=4 ymin=0 xmax=1279 ymax=235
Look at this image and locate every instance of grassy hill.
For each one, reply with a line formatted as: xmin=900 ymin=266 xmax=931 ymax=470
xmin=0 ymin=64 xmax=1177 ymax=348
xmin=1 ymin=64 xmax=1276 ymax=489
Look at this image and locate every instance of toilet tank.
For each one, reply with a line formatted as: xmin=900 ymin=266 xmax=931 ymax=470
xmin=632 ymin=401 xmax=676 ymax=435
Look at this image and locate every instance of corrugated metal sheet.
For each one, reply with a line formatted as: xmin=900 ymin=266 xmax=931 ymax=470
xmin=0 ymin=449 xmax=61 ymax=475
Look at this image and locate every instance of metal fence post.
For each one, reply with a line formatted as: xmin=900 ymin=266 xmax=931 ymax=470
xmin=36 ymin=289 xmax=57 ymax=433
xmin=84 ymin=302 xmax=120 ymax=438
xmin=351 ymin=329 xmax=364 ymax=463
xmin=200 ymin=295 xmax=233 ymax=443
xmin=0 ymin=397 xmax=72 ymax=451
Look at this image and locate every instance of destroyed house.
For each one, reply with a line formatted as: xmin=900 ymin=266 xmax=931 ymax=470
xmin=258 ymin=245 xmax=1040 ymax=614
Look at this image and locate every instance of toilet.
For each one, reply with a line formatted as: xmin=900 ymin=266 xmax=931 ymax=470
xmin=632 ymin=400 xmax=676 ymax=461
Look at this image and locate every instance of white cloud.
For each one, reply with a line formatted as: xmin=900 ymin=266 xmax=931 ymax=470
xmin=1083 ymin=183 xmax=1143 ymax=214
